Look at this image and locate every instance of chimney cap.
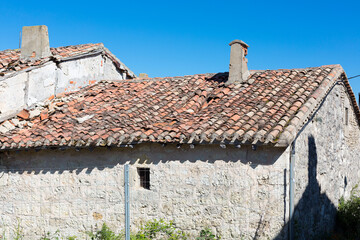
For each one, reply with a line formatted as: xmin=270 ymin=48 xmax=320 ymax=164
xmin=229 ymin=40 xmax=249 ymax=48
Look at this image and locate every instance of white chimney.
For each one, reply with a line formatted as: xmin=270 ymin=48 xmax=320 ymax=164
xmin=20 ymin=25 xmax=52 ymax=60
xmin=227 ymin=40 xmax=249 ymax=84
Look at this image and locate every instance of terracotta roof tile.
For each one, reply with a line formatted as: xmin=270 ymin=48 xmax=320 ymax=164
xmin=0 ymin=64 xmax=359 ymax=150
xmin=0 ymin=44 xmax=100 ymax=76
xmin=0 ymin=43 xmax=136 ymax=78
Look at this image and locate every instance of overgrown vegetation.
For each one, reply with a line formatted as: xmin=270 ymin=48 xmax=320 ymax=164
xmin=195 ymin=228 xmax=221 ymax=240
xmin=39 ymin=230 xmax=77 ymax=240
xmin=86 ymin=223 xmax=123 ymax=240
xmin=336 ymin=184 xmax=360 ymax=239
xmin=0 ymin=219 xmax=220 ymax=240
xmin=2 ymin=191 xmax=360 ymax=240
xmin=131 ymin=219 xmax=187 ymax=240
xmin=13 ymin=220 xmax=23 ymax=240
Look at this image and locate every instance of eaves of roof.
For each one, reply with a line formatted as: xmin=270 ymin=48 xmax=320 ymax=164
xmin=0 ymin=64 xmax=358 ymax=151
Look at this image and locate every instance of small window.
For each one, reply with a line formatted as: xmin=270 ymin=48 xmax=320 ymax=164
xmin=345 ymin=107 xmax=349 ymax=126
xmin=138 ymin=168 xmax=150 ymax=190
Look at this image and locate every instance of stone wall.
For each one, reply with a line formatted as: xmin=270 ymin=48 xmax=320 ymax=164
xmin=0 ymin=82 xmax=358 ymax=239
xmin=0 ymin=144 xmax=288 ymax=239
xmin=0 ymin=54 xmax=127 ymax=122
xmin=290 ymin=83 xmax=360 ymax=239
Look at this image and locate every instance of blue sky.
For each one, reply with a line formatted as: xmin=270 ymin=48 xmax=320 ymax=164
xmin=1 ymin=0 xmax=360 ymax=97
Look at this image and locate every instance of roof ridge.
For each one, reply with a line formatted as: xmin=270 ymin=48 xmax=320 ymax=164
xmin=0 ymin=64 xmax=355 ymax=150
xmin=50 ymin=43 xmax=102 ymax=49
xmin=128 ymin=65 xmax=343 ymax=81
xmin=250 ymin=64 xmax=342 ymax=73
xmin=0 ymin=43 xmax=135 ymax=79
xmin=0 ymin=43 xmax=103 ymax=54
xmin=0 ymin=49 xmax=20 ymax=54
xmin=133 ymin=73 xmax=218 ymax=80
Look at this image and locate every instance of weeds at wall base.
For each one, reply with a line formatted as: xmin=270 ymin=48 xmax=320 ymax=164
xmin=0 ymin=219 xmax=220 ymax=240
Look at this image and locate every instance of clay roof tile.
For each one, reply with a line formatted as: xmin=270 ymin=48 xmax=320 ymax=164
xmin=0 ymin=64 xmax=358 ymax=149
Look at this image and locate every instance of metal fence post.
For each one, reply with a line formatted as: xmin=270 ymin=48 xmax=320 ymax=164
xmin=289 ymin=141 xmax=295 ymax=240
xmin=124 ymin=164 xmax=130 ymax=240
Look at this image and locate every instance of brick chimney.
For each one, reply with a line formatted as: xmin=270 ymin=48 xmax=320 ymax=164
xmin=227 ymin=40 xmax=249 ymax=84
xmin=20 ymin=25 xmax=52 ymax=60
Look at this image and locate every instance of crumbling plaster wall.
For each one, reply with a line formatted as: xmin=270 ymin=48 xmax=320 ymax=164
xmin=0 ymin=72 xmax=27 ymax=117
xmin=0 ymin=144 xmax=289 ymax=240
xmin=0 ymin=54 xmax=126 ymax=121
xmin=291 ymin=83 xmax=360 ymax=239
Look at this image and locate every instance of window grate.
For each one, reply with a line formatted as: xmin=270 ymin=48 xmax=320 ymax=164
xmin=137 ymin=168 xmax=150 ymax=190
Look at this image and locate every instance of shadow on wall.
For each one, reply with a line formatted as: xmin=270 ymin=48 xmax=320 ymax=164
xmin=275 ymin=135 xmax=337 ymax=240
xmin=0 ymin=144 xmax=284 ymax=175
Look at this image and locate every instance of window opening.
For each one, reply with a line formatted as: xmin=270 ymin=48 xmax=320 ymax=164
xmin=345 ymin=107 xmax=349 ymax=126
xmin=138 ymin=168 xmax=150 ymax=190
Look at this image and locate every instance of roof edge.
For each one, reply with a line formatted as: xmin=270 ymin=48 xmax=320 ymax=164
xmin=1 ymin=64 xmax=356 ymax=150
xmin=275 ymin=64 xmax=360 ymax=147
xmin=342 ymin=72 xmax=360 ymax=126
xmin=101 ymin=46 xmax=136 ymax=78
xmin=0 ymin=43 xmax=137 ymax=80
xmin=276 ymin=64 xmax=344 ymax=146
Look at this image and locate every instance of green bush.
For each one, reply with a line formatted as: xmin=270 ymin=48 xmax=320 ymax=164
xmin=39 ymin=230 xmax=77 ymax=240
xmin=39 ymin=230 xmax=61 ymax=240
xmin=337 ymin=184 xmax=360 ymax=239
xmin=132 ymin=219 xmax=188 ymax=240
xmin=86 ymin=223 xmax=123 ymax=240
xmin=86 ymin=220 xmax=188 ymax=240
xmin=2 ymin=219 xmax=222 ymax=239
xmin=196 ymin=228 xmax=221 ymax=240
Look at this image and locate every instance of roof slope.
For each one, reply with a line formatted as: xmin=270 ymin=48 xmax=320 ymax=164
xmin=0 ymin=43 xmax=136 ymax=78
xmin=0 ymin=64 xmax=358 ymax=150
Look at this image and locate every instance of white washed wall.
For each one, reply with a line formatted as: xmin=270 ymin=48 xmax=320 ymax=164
xmin=0 ymin=55 xmax=126 ymax=121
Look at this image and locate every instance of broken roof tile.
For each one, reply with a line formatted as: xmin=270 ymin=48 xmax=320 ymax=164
xmin=0 ymin=43 xmax=136 ymax=78
xmin=0 ymin=64 xmax=358 ymax=150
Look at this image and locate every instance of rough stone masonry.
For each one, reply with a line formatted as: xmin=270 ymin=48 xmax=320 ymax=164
xmin=0 ymin=83 xmax=359 ymax=239
xmin=0 ymin=144 xmax=288 ymax=239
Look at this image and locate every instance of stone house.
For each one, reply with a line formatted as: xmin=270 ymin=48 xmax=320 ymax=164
xmin=0 ymin=30 xmax=359 ymax=239
xmin=0 ymin=25 xmax=135 ymax=123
